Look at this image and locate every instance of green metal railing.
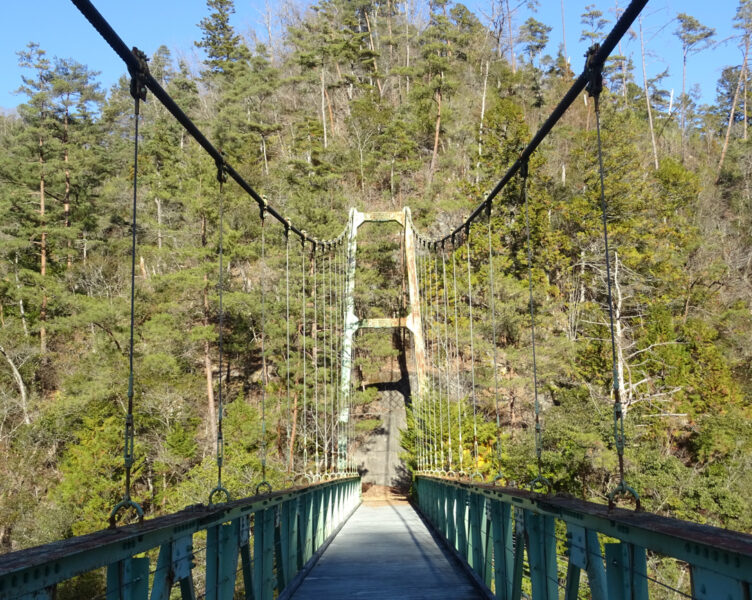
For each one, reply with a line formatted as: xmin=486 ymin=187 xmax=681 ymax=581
xmin=416 ymin=475 xmax=752 ymax=600
xmin=0 ymin=476 xmax=360 ymax=600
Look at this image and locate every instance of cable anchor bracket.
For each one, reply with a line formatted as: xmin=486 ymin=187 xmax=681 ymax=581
xmin=128 ymin=47 xmax=149 ymax=107
xmin=584 ymin=43 xmax=603 ymax=109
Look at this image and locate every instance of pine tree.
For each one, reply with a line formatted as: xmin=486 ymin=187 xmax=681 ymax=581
xmin=50 ymin=57 xmax=104 ymax=270
xmin=11 ymin=43 xmax=59 ymax=355
xmin=674 ymin=13 xmax=715 ymax=161
xmin=195 ymin=0 xmax=249 ymax=78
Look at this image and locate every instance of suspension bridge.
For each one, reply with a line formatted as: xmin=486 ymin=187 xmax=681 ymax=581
xmin=2 ymin=0 xmax=752 ymax=598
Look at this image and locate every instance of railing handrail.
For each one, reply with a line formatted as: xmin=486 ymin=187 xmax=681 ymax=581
xmin=0 ymin=476 xmax=358 ymax=586
xmin=416 ymin=475 xmax=752 ymax=581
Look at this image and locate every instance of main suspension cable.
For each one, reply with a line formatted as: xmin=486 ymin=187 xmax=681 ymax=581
xmin=393 ymin=0 xmax=649 ymax=246
xmin=71 ymin=0 xmax=354 ymax=244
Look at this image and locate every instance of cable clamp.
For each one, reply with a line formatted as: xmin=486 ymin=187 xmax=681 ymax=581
xmin=520 ymin=158 xmax=529 ymax=180
xmin=128 ymin=47 xmax=149 ymax=104
xmin=585 ymin=44 xmax=603 ymax=106
xmin=215 ymin=152 xmax=227 ymax=184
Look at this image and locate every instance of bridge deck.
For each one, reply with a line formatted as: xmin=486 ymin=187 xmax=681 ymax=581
xmin=289 ymin=500 xmax=485 ymax=599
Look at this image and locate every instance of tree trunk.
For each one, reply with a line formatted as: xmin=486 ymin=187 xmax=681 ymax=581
xmin=14 ymin=253 xmax=28 ymax=338
xmin=618 ymin=40 xmax=627 ymax=99
xmin=430 ymin=85 xmax=443 ymax=174
xmin=320 ymin=67 xmax=328 ymax=149
xmin=261 ymin=136 xmax=269 ymax=176
xmin=390 ymin=156 xmax=396 ymax=205
xmin=386 ymin=0 xmax=394 ymax=73
xmin=39 ymin=136 xmax=46 ymax=354
xmin=364 ymin=10 xmax=384 ymax=97
xmin=324 ymin=86 xmax=335 ymax=135
xmin=640 ymin=16 xmax=659 ymax=169
xmin=744 ymin=37 xmax=749 ymax=141
xmin=505 ymin=0 xmax=516 ymax=73
xmin=202 ymin=214 xmax=217 ymax=441
xmin=288 ymin=391 xmax=299 ymax=473
xmin=404 ymin=2 xmax=410 ymax=96
xmin=0 ymin=344 xmax=30 ymax=425
xmin=64 ymin=109 xmax=72 ymax=270
xmin=717 ymin=47 xmax=748 ymax=181
xmin=681 ymin=53 xmax=687 ymax=162
xmin=155 ymin=198 xmax=162 ymax=250
xmin=359 ymin=144 xmax=365 ymax=193
xmin=561 ymin=0 xmax=567 ymax=65
xmin=476 ymin=60 xmax=490 ymax=184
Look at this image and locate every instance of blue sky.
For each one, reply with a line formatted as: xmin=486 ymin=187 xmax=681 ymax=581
xmin=0 ymin=1 xmax=743 ymax=112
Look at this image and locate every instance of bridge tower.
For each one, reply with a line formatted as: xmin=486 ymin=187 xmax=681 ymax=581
xmin=339 ymin=207 xmax=426 ymax=475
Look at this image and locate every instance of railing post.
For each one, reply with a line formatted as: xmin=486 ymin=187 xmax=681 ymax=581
xmin=691 ymin=566 xmax=749 ymax=600
xmin=106 ymin=557 xmax=149 ymax=600
xmin=326 ymin=485 xmax=334 ymax=537
xmin=524 ymin=511 xmax=557 ymax=600
xmin=274 ymin=506 xmax=286 ymax=593
xmin=206 ymin=520 xmax=240 ymax=600
xmin=511 ymin=508 xmax=525 ymax=600
xmin=605 ymin=543 xmax=649 ymax=600
xmin=300 ymin=490 xmax=314 ymax=563
xmin=238 ymin=515 xmax=253 ymax=600
xmin=253 ymin=510 xmax=275 ymax=600
xmin=455 ymin=487 xmax=468 ymax=560
xmin=468 ymin=492 xmax=483 ymax=572
xmin=150 ymin=535 xmax=195 ymax=600
xmin=491 ymin=500 xmax=514 ymax=600
xmin=565 ymin=524 xmax=606 ymax=600
xmin=290 ymin=496 xmax=301 ymax=573
xmin=481 ymin=496 xmax=493 ymax=588
xmin=313 ymin=488 xmax=325 ymax=549
xmin=447 ymin=485 xmax=457 ymax=549
xmin=279 ymin=500 xmax=292 ymax=588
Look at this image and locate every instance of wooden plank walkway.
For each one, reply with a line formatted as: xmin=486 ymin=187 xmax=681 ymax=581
xmin=289 ymin=501 xmax=486 ymax=599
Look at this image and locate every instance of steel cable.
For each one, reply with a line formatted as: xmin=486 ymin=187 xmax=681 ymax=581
xmin=465 ymin=234 xmax=480 ymax=475
xmin=486 ymin=209 xmax=503 ymax=481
